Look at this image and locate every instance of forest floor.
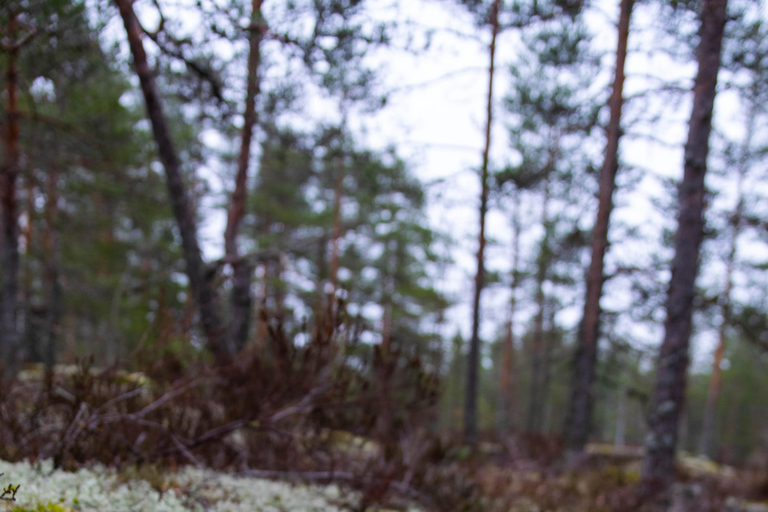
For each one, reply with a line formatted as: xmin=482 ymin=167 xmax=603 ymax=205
xmin=2 ymin=444 xmax=767 ymax=512
xmin=458 ymin=440 xmax=768 ymax=512
xmin=0 ymin=458 xmax=389 ymax=512
xmin=3 ymin=364 xmax=767 ymax=512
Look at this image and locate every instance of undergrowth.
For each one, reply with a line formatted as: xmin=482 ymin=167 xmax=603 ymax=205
xmin=0 ymin=303 xmax=765 ymax=511
xmin=0 ymin=304 xmax=480 ymax=511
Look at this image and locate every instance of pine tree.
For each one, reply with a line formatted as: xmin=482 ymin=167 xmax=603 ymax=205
xmin=641 ymin=0 xmax=729 ymax=491
xmin=0 ymin=4 xmax=34 ymax=370
xmin=114 ymin=0 xmax=228 ymax=361
xmin=696 ymin=15 xmax=768 ymax=456
xmin=223 ymin=0 xmax=266 ymax=352
xmin=564 ymin=0 xmax=635 ymax=454
xmin=503 ymin=15 xmax=600 ymax=433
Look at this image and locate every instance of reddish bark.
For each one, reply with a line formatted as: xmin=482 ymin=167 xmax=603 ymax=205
xmin=641 ymin=0 xmax=728 ymax=491
xmin=114 ymin=0 xmax=228 ymax=361
xmin=564 ymin=0 xmax=634 ymax=452
xmin=465 ymin=0 xmax=500 ymax=445
xmin=224 ymin=0 xmax=265 ymax=352
xmin=698 ymin=223 xmax=735 ymax=453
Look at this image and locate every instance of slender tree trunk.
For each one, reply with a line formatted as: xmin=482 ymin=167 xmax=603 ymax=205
xmin=540 ymin=305 xmax=556 ymax=433
xmin=698 ymin=106 xmax=751 ymax=457
xmin=526 ymin=177 xmax=551 ymax=433
xmin=42 ymin=169 xmax=61 ymax=370
xmin=498 ymin=191 xmax=520 ymax=433
xmin=327 ymin=160 xmax=344 ymax=324
xmin=697 ymin=240 xmax=735 ymax=457
xmin=21 ymin=169 xmax=36 ymax=363
xmin=1 ymin=12 xmax=22 ymax=370
xmin=274 ymin=251 xmax=286 ymax=321
xmin=255 ymin=261 xmax=269 ymax=349
xmin=224 ymin=0 xmax=264 ymax=352
xmin=312 ymin=232 xmax=328 ymax=338
xmin=564 ymin=0 xmax=634 ymax=452
xmin=254 ymin=219 xmax=272 ymax=349
xmin=381 ymin=238 xmax=396 ymax=351
xmin=114 ymin=0 xmax=228 ymax=361
xmin=322 ymin=155 xmax=345 ymax=346
xmin=641 ymin=0 xmax=728 ymax=491
xmin=615 ymin=384 xmax=627 ymax=447
xmin=464 ymin=0 xmax=500 ymax=446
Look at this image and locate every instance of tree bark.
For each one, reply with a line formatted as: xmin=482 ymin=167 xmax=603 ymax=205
xmin=1 ymin=12 xmax=22 ymax=370
xmin=224 ymin=0 xmax=265 ymax=352
xmin=614 ymin=384 xmax=627 ymax=447
xmin=328 ymin=162 xmax=344 ymax=301
xmin=255 ymin=262 xmax=269 ymax=349
xmin=464 ymin=0 xmax=500 ymax=446
xmin=114 ymin=0 xmax=228 ymax=361
xmin=21 ymin=166 xmax=36 ymax=363
xmin=324 ymin=156 xmax=345 ymax=338
xmin=42 ymin=168 xmax=62 ymax=370
xmin=540 ymin=305 xmax=556 ymax=433
xmin=564 ymin=0 xmax=634 ymax=452
xmin=641 ymin=0 xmax=728 ymax=491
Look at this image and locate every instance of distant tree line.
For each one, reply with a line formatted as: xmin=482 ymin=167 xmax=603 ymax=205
xmin=1 ymin=0 xmax=767 ymax=499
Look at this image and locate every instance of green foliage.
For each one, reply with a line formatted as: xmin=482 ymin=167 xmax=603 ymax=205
xmin=683 ymin=337 xmax=768 ymax=463
xmin=4 ymin=0 xmax=196 ymax=363
xmin=11 ymin=504 xmax=74 ymax=512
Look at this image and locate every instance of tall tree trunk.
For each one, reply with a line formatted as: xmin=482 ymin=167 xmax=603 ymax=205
xmin=641 ymin=0 xmax=728 ymax=491
xmin=327 ymin=161 xmax=344 ymax=318
xmin=381 ymin=238 xmax=396 ymax=352
xmin=21 ymin=168 xmax=36 ymax=363
xmin=323 ymin=155 xmax=345 ymax=344
xmin=498 ymin=190 xmax=520 ymax=433
xmin=254 ymin=218 xmax=272 ymax=349
xmin=526 ymin=176 xmax=551 ymax=433
xmin=615 ymin=384 xmax=627 ymax=446
xmin=697 ymin=217 xmax=737 ymax=457
xmin=274 ymin=252 xmax=286 ymax=321
xmin=1 ymin=12 xmax=22 ymax=370
xmin=255 ymin=261 xmax=269 ymax=349
xmin=698 ymin=105 xmax=751 ymax=457
xmin=42 ymin=169 xmax=62 ymax=370
xmin=464 ymin=0 xmax=500 ymax=446
xmin=564 ymin=0 xmax=635 ymax=452
xmin=541 ymin=304 xmax=556 ymax=433
xmin=312 ymin=232 xmax=328 ymax=340
xmin=114 ymin=0 xmax=228 ymax=361
xmin=224 ymin=0 xmax=264 ymax=352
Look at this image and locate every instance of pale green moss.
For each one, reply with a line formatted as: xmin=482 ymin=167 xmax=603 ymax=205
xmin=11 ymin=502 xmax=75 ymax=512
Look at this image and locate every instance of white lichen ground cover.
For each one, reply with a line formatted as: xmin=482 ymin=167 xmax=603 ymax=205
xmin=0 ymin=459 xmax=352 ymax=512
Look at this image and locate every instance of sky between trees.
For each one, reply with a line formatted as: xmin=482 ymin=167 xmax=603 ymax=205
xmin=1 ymin=0 xmax=768 ymax=497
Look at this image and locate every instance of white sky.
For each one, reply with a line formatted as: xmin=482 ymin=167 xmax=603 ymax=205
xmin=139 ymin=0 xmax=767 ymax=371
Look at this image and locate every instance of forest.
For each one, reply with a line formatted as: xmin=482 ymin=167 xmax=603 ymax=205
xmin=0 ymin=0 xmax=767 ymax=510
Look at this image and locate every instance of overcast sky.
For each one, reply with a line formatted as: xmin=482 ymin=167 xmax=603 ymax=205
xmin=169 ymin=0 xmax=768 ymax=369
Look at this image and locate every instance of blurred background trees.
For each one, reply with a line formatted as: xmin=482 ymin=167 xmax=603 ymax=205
xmin=0 ymin=0 xmax=767 ymax=492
